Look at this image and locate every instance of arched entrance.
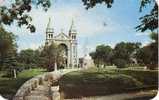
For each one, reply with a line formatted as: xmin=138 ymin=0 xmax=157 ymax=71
xmin=58 ymin=43 xmax=68 ymax=68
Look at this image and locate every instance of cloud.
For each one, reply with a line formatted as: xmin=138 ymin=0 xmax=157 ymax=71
xmin=28 ymin=3 xmax=120 ymax=37
xmin=142 ymin=41 xmax=151 ymax=47
xmin=5 ymin=3 xmax=120 ymax=51
xmin=18 ymin=42 xmax=41 ymax=51
xmin=135 ymin=32 xmax=150 ymax=36
xmin=2 ymin=0 xmax=150 ymax=55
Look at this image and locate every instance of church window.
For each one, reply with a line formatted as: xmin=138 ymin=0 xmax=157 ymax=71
xmin=51 ymin=34 xmax=53 ymax=38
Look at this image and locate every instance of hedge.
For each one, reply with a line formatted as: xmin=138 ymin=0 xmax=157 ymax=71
xmin=59 ymin=69 xmax=158 ymax=99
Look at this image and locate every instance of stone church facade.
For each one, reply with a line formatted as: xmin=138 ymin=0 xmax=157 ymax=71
xmin=45 ymin=18 xmax=78 ymax=68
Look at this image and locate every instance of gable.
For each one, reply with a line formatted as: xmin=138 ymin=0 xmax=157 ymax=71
xmin=54 ymin=33 xmax=70 ymax=40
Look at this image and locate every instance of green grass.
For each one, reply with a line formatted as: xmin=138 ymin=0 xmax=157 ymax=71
xmin=0 ymin=68 xmax=46 ymax=99
xmin=59 ymin=68 xmax=158 ymax=98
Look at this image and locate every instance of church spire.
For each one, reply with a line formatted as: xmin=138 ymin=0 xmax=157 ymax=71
xmin=46 ymin=17 xmax=54 ymax=32
xmin=69 ymin=19 xmax=77 ymax=34
xmin=69 ymin=19 xmax=77 ymax=40
xmin=47 ymin=17 xmax=52 ymax=29
xmin=46 ymin=17 xmax=54 ymax=44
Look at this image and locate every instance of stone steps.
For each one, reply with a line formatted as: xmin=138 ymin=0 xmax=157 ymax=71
xmin=24 ymin=82 xmax=51 ymax=100
xmin=24 ymin=95 xmax=49 ymax=100
xmin=14 ymin=69 xmax=81 ymax=100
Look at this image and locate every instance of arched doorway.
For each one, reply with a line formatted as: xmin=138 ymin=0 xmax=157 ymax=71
xmin=58 ymin=43 xmax=68 ymax=69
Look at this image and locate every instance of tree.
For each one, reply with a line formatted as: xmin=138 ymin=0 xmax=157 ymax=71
xmin=0 ymin=0 xmax=157 ymax=33
xmin=136 ymin=2 xmax=158 ymax=32
xmin=82 ymin=0 xmax=114 ymax=9
xmin=136 ymin=32 xmax=158 ymax=69
xmin=90 ymin=45 xmax=113 ymax=67
xmin=0 ymin=0 xmax=51 ymax=32
xmin=0 ymin=26 xmax=17 ymax=71
xmin=40 ymin=43 xmax=64 ymax=71
xmin=112 ymin=42 xmax=141 ymax=68
xmin=82 ymin=0 xmax=158 ymax=32
xmin=17 ymin=49 xmax=41 ymax=69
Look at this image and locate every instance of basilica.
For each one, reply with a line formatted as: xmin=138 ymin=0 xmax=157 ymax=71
xmin=45 ymin=18 xmax=78 ymax=68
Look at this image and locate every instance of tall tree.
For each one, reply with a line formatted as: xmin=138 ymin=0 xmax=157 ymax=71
xmin=90 ymin=45 xmax=113 ymax=67
xmin=0 ymin=26 xmax=17 ymax=70
xmin=17 ymin=49 xmax=41 ymax=69
xmin=40 ymin=43 xmax=64 ymax=71
xmin=136 ymin=32 xmax=158 ymax=69
xmin=112 ymin=42 xmax=141 ymax=68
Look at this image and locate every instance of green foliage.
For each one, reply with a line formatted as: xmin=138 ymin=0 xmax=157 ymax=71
xmin=136 ymin=32 xmax=158 ymax=69
xmin=150 ymin=32 xmax=158 ymax=42
xmin=113 ymin=59 xmax=127 ymax=68
xmin=136 ymin=3 xmax=158 ymax=32
xmin=82 ymin=0 xmax=114 ymax=9
xmin=59 ymin=69 xmax=157 ymax=98
xmin=0 ymin=26 xmax=17 ymax=72
xmin=112 ymin=42 xmax=141 ymax=68
xmin=0 ymin=68 xmax=45 ymax=99
xmin=90 ymin=45 xmax=113 ymax=67
xmin=90 ymin=42 xmax=141 ymax=68
xmin=0 ymin=0 xmax=51 ymax=32
xmin=17 ymin=68 xmax=45 ymax=78
xmin=139 ymin=0 xmax=154 ymax=12
xmin=17 ymin=49 xmax=41 ymax=69
xmin=117 ymin=69 xmax=158 ymax=85
xmin=40 ymin=43 xmax=64 ymax=71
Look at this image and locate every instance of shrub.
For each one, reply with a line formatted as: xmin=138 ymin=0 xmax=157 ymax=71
xmin=113 ymin=59 xmax=127 ymax=68
xmin=118 ymin=70 xmax=158 ymax=85
xmin=59 ymin=71 xmax=142 ymax=98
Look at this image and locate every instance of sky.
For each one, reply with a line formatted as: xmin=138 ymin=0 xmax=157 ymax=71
xmin=1 ymin=0 xmax=154 ymax=57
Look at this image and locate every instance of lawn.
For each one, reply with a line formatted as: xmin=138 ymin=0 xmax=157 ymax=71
xmin=59 ymin=67 xmax=158 ymax=99
xmin=0 ymin=68 xmax=46 ymax=99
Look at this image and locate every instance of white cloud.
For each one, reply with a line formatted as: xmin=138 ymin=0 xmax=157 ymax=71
xmin=142 ymin=41 xmax=151 ymax=47
xmin=18 ymin=42 xmax=41 ymax=51
xmin=27 ymin=5 xmax=119 ymax=37
xmin=2 ymin=1 xmax=143 ymax=54
xmin=135 ymin=32 xmax=150 ymax=36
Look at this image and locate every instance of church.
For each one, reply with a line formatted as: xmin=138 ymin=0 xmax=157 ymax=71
xmin=45 ymin=18 xmax=78 ymax=68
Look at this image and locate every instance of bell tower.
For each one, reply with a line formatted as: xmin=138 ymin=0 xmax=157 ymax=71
xmin=46 ymin=18 xmax=54 ymax=45
xmin=69 ymin=19 xmax=78 ymax=68
xmin=69 ymin=19 xmax=77 ymax=40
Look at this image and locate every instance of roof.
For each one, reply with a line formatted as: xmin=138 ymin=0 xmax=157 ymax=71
xmin=54 ymin=32 xmax=70 ymax=40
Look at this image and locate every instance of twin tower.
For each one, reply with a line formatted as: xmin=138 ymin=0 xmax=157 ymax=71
xmin=45 ymin=18 xmax=78 ymax=68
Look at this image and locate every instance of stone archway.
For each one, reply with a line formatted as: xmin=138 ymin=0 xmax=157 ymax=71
xmin=58 ymin=43 xmax=68 ymax=69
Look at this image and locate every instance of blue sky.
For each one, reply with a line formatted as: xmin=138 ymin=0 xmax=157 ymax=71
xmin=2 ymin=0 xmax=154 ymax=57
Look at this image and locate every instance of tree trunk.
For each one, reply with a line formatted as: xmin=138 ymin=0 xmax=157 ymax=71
xmin=13 ymin=69 xmax=17 ymax=78
xmin=54 ymin=62 xmax=57 ymax=71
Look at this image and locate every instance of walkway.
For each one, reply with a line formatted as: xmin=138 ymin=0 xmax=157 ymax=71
xmin=24 ymin=81 xmax=51 ymax=100
xmin=14 ymin=69 xmax=80 ymax=100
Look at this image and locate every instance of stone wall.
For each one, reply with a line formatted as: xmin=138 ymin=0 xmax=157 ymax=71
xmin=13 ymin=69 xmax=80 ymax=100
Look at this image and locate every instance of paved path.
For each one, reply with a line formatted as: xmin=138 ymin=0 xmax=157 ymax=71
xmin=15 ymin=69 xmax=80 ymax=100
xmin=24 ymin=81 xmax=51 ymax=100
